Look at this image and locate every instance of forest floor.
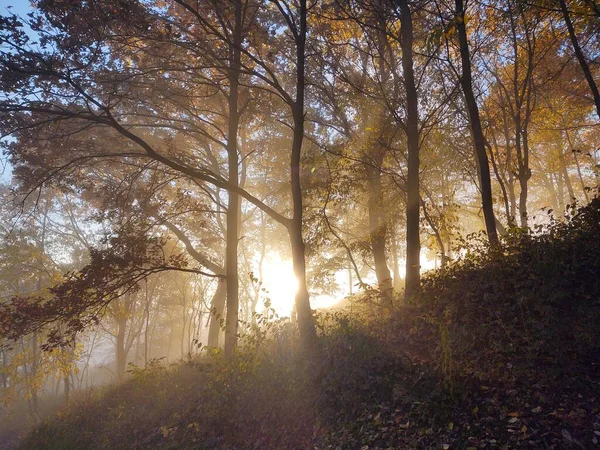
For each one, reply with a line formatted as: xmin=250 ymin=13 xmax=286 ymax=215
xmin=8 ymin=200 xmax=600 ymax=449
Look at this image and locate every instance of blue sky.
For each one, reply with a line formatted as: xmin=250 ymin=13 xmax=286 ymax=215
xmin=0 ymin=1 xmax=35 ymax=183
xmin=0 ymin=1 xmax=32 ymax=16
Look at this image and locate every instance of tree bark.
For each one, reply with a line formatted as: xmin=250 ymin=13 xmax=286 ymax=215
xmin=396 ymin=0 xmax=421 ymax=300
xmin=455 ymin=0 xmax=499 ymax=247
xmin=390 ymin=227 xmax=402 ymax=292
xmin=223 ymin=0 xmax=243 ymax=358
xmin=290 ymin=0 xmax=317 ymax=350
xmin=207 ymin=278 xmax=227 ymax=348
xmin=1 ymin=348 xmax=7 ymax=389
xmin=560 ymin=0 xmax=600 ymax=120
xmin=572 ymin=149 xmax=590 ymax=202
xmin=487 ymin=135 xmax=511 ymax=227
xmin=115 ymin=315 xmax=127 ymax=383
xmin=365 ymin=158 xmax=393 ymax=306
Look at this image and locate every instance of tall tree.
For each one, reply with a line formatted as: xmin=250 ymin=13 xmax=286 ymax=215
xmin=394 ymin=0 xmax=421 ymax=300
xmin=454 ymin=0 xmax=499 ymax=246
xmin=559 ymin=0 xmax=600 ymax=120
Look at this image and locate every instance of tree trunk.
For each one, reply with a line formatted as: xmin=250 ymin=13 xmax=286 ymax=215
xmin=540 ymin=170 xmax=560 ymax=214
xmin=455 ymin=0 xmax=499 ymax=247
xmin=208 ymin=278 xmax=227 ymax=348
xmin=144 ymin=283 xmax=150 ymax=367
xmin=365 ymin=159 xmax=393 ymax=306
xmin=115 ymin=315 xmax=127 ymax=383
xmin=518 ymin=175 xmax=529 ymax=228
xmin=31 ymin=333 xmax=38 ymax=414
xmin=63 ymin=374 xmax=70 ymax=404
xmin=517 ymin=129 xmax=532 ymax=229
xmin=390 ymin=228 xmax=402 ymax=292
xmin=556 ymin=171 xmax=566 ymax=213
xmin=421 ymin=198 xmax=447 ymax=267
xmin=560 ymin=149 xmax=576 ymax=201
xmin=560 ymin=0 xmax=600 ymax=120
xmin=1 ymin=348 xmax=7 ymax=389
xmin=501 ymin=106 xmax=517 ymax=225
xmin=223 ymin=0 xmax=243 ymax=358
xmin=573 ymin=149 xmax=590 ymax=202
xmin=290 ymin=0 xmax=317 ymax=351
xmin=397 ymin=0 xmax=421 ymax=300
xmin=487 ymin=132 xmax=511 ymax=227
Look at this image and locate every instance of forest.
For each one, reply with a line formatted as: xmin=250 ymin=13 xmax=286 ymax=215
xmin=0 ymin=0 xmax=599 ymax=448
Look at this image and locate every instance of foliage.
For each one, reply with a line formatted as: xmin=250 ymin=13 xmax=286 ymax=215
xmin=412 ymin=196 xmax=600 ymax=383
xmin=0 ymin=224 xmax=192 ymax=349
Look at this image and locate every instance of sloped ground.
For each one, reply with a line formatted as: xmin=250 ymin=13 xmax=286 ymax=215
xmin=15 ymin=199 xmax=600 ymax=449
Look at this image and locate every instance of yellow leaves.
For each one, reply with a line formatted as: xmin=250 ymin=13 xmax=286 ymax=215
xmin=187 ymin=422 xmax=201 ymax=432
xmin=160 ymin=425 xmax=178 ymax=438
xmin=324 ymin=18 xmax=360 ymax=44
xmin=50 ymin=272 xmax=64 ymax=288
xmin=443 ymin=26 xmax=456 ymax=40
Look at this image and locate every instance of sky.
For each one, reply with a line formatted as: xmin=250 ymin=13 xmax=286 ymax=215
xmin=0 ymin=0 xmax=31 ymax=16
xmin=0 ymin=1 xmax=35 ymax=183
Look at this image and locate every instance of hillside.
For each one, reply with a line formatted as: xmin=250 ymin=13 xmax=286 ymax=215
xmin=14 ymin=199 xmax=600 ymax=450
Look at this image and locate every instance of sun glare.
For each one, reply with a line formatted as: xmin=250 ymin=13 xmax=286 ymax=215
xmin=259 ymin=256 xmax=298 ymax=317
xmin=257 ymin=251 xmax=440 ymax=318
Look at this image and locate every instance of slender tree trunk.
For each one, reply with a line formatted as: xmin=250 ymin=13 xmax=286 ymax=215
xmin=518 ymin=174 xmax=529 ymax=228
xmin=560 ymin=149 xmax=576 ymax=201
xmin=560 ymin=0 xmax=600 ymax=120
xmin=573 ymin=149 xmax=590 ymax=202
xmin=507 ymin=4 xmax=532 ymax=229
xmin=290 ymin=0 xmax=317 ymax=350
xmin=556 ymin=171 xmax=566 ymax=213
xmin=501 ymin=107 xmax=517 ymax=225
xmin=364 ymin=12 xmax=393 ymax=308
xmin=208 ymin=278 xmax=227 ymax=348
xmin=1 ymin=348 xmax=7 ymax=389
xmin=144 ymin=283 xmax=150 ymax=367
xmin=455 ymin=0 xmax=499 ymax=246
xmin=181 ymin=302 xmax=187 ymax=358
xmin=251 ymin=216 xmax=266 ymax=325
xmin=365 ymin=159 xmax=393 ymax=306
xmin=223 ymin=0 xmax=243 ymax=358
xmin=63 ymin=372 xmax=70 ymax=404
xmin=484 ymin=124 xmax=511 ymax=222
xmin=540 ymin=170 xmax=561 ymax=213
xmin=421 ymin=198 xmax=447 ymax=267
xmin=390 ymin=228 xmax=402 ymax=292
xmin=348 ymin=262 xmax=354 ymax=295
xmin=397 ymin=0 xmax=421 ymax=300
xmin=31 ymin=333 xmax=38 ymax=414
xmin=563 ymin=166 xmax=575 ymax=202
xmin=518 ymin=129 xmax=532 ymax=229
xmin=115 ymin=315 xmax=127 ymax=383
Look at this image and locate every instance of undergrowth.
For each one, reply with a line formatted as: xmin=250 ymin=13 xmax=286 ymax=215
xmin=16 ymin=198 xmax=600 ymax=449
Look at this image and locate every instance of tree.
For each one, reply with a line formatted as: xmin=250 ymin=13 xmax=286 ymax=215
xmin=453 ymin=0 xmax=499 ymax=246
xmin=0 ymin=0 xmax=321 ymax=354
xmin=559 ymin=0 xmax=600 ymax=120
xmin=394 ymin=0 xmax=421 ymax=300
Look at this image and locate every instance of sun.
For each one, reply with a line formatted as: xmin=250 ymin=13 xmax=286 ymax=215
xmin=258 ymin=256 xmax=298 ymax=317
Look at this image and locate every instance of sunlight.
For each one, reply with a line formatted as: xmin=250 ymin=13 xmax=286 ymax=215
xmin=259 ymin=256 xmax=298 ymax=317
